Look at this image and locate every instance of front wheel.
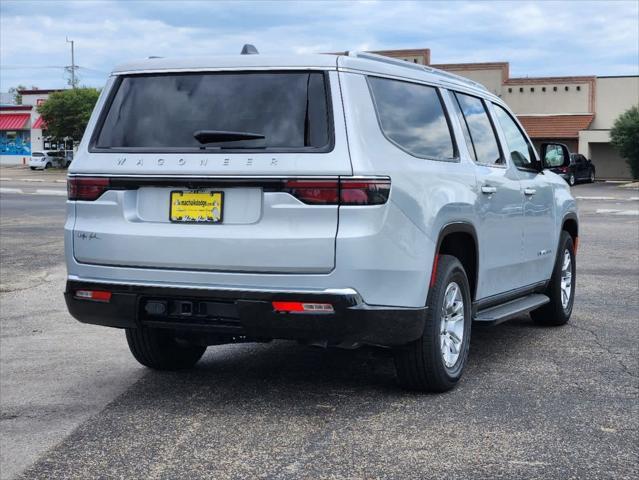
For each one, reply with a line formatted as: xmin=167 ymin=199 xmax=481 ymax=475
xmin=125 ymin=327 xmax=206 ymax=370
xmin=530 ymin=231 xmax=575 ymax=326
xmin=568 ymin=173 xmax=576 ymax=186
xmin=394 ymin=255 xmax=472 ymax=392
xmin=45 ymin=162 xmax=51 ymax=169
xmin=589 ymin=170 xmax=595 ymax=183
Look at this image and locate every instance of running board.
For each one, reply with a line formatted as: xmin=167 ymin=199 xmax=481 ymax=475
xmin=473 ymin=294 xmax=550 ymax=326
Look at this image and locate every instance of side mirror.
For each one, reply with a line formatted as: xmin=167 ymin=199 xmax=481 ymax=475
xmin=540 ymin=142 xmax=570 ymax=169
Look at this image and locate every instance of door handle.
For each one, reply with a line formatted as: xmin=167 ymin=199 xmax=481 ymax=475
xmin=524 ymin=188 xmax=537 ymax=196
xmin=481 ymin=185 xmax=497 ymax=194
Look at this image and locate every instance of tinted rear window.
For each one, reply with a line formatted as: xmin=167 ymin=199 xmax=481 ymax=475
xmin=368 ymin=76 xmax=455 ymax=160
xmin=32 ymin=152 xmax=44 ymax=157
xmin=94 ymin=72 xmax=331 ymax=151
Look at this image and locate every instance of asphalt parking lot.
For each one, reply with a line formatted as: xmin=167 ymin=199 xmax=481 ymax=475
xmin=1 ymin=166 xmax=637 ymax=479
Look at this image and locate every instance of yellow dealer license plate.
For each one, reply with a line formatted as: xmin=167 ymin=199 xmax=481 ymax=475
xmin=170 ymin=190 xmax=224 ymax=223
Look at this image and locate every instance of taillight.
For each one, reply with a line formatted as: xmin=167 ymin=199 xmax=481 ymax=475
xmin=560 ymin=166 xmax=569 ymax=173
xmin=340 ymin=179 xmax=391 ymax=205
xmin=74 ymin=290 xmax=112 ymax=302
xmin=283 ymin=178 xmax=390 ymax=205
xmin=283 ymin=180 xmax=339 ymax=205
xmin=272 ymin=301 xmax=334 ymax=313
xmin=68 ymin=177 xmax=110 ymax=201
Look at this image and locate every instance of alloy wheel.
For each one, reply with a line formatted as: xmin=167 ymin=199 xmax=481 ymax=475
xmin=560 ymin=249 xmax=572 ymax=310
xmin=440 ymin=282 xmax=465 ymax=368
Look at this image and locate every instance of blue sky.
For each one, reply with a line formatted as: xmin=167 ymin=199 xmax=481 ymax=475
xmin=1 ymin=0 xmax=637 ymax=91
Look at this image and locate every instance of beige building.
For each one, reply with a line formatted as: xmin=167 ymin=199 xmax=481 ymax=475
xmin=376 ymin=49 xmax=638 ymax=179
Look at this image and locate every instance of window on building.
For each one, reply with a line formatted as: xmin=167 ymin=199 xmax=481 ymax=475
xmin=565 ymin=86 xmax=570 ymax=91
xmin=531 ymin=87 xmax=535 ymax=92
xmin=492 ymin=104 xmax=535 ymax=169
xmin=508 ymin=87 xmax=513 ymax=93
xmin=576 ymin=85 xmax=581 ymax=91
xmin=519 ymin=87 xmax=524 ymax=92
xmin=368 ymin=76 xmax=456 ymax=160
xmin=542 ymin=87 xmax=546 ymax=92
xmin=454 ymin=92 xmax=502 ymax=165
xmin=553 ymin=86 xmax=558 ymax=92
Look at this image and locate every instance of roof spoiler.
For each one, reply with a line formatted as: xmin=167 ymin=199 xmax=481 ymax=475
xmin=241 ymin=44 xmax=259 ymax=55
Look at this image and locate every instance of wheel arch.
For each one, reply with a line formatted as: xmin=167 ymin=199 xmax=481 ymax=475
xmin=435 ymin=222 xmax=479 ymax=301
xmin=561 ymin=212 xmax=579 ymax=243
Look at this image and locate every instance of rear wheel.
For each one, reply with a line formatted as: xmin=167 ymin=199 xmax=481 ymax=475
xmin=530 ymin=231 xmax=575 ymax=326
xmin=45 ymin=162 xmax=51 ymax=169
xmin=30 ymin=166 xmax=36 ymax=170
xmin=125 ymin=327 xmax=206 ymax=370
xmin=394 ymin=255 xmax=472 ymax=392
xmin=589 ymin=169 xmax=595 ymax=183
xmin=568 ymin=173 xmax=576 ymax=186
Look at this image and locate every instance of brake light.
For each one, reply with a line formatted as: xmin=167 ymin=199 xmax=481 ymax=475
xmin=68 ymin=177 xmax=110 ymax=201
xmin=272 ymin=301 xmax=334 ymax=313
xmin=283 ymin=180 xmax=339 ymax=205
xmin=340 ymin=179 xmax=391 ymax=205
xmin=560 ymin=166 xmax=569 ymax=173
xmin=283 ymin=178 xmax=391 ymax=205
xmin=74 ymin=290 xmax=112 ymax=302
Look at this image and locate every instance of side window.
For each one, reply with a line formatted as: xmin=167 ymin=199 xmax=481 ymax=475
xmin=493 ymin=104 xmax=534 ymax=168
xmin=454 ymin=93 xmax=502 ymax=165
xmin=449 ymin=94 xmax=477 ymax=162
xmin=368 ymin=77 xmax=455 ymax=160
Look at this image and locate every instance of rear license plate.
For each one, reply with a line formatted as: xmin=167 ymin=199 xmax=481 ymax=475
xmin=170 ymin=190 xmax=224 ymax=223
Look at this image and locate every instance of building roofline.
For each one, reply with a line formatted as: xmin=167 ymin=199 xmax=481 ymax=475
xmin=17 ymin=89 xmax=65 ymax=95
xmin=0 ymin=105 xmax=33 ymax=111
xmin=505 ymin=75 xmax=596 ymax=85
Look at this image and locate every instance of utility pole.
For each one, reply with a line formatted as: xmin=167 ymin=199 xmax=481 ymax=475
xmin=66 ymin=37 xmax=78 ymax=88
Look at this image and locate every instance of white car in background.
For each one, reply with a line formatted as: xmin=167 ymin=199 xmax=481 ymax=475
xmin=29 ymin=151 xmax=68 ymax=170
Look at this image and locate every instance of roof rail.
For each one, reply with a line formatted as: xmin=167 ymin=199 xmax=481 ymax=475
xmin=349 ymin=51 xmax=425 ymax=72
xmin=348 ymin=51 xmax=488 ymax=91
xmin=421 ymin=65 xmax=488 ymax=91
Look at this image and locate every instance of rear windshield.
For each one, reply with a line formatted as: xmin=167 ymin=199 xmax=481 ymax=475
xmin=94 ymin=71 xmax=332 ymax=152
xmin=32 ymin=152 xmax=44 ymax=157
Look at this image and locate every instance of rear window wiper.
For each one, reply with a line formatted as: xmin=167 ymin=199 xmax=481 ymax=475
xmin=193 ymin=130 xmax=265 ymax=144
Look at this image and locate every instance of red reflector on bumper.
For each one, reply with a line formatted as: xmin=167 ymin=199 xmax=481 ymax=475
xmin=272 ymin=301 xmax=334 ymax=313
xmin=75 ymin=290 xmax=112 ymax=302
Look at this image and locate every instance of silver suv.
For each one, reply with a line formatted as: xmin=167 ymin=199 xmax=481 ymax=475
xmin=65 ymin=50 xmax=578 ymax=392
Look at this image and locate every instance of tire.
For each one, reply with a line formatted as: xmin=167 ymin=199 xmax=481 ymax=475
xmin=589 ymin=170 xmax=595 ymax=183
xmin=125 ymin=327 xmax=206 ymax=370
xmin=568 ymin=173 xmax=576 ymax=186
xmin=394 ymin=255 xmax=472 ymax=392
xmin=45 ymin=162 xmax=51 ymax=169
xmin=30 ymin=166 xmax=36 ymax=170
xmin=530 ymin=231 xmax=575 ymax=326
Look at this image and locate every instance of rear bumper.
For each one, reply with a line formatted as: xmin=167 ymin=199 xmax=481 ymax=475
xmin=64 ymin=280 xmax=427 ymax=347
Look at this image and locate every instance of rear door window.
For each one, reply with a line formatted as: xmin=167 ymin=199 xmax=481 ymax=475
xmin=454 ymin=92 xmax=503 ymax=166
xmin=368 ymin=76 xmax=456 ymax=161
xmin=94 ymin=72 xmax=331 ymax=152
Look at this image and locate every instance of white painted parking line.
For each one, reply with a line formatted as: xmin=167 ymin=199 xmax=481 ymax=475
xmin=35 ymin=189 xmax=67 ymax=196
xmin=55 ymin=180 xmax=67 ymax=183
xmin=23 ymin=178 xmax=46 ymax=182
xmin=596 ymin=209 xmax=639 ymax=216
xmin=0 ymin=187 xmax=23 ymax=194
xmin=0 ymin=177 xmax=12 ymax=181
xmin=576 ymin=196 xmax=619 ymax=200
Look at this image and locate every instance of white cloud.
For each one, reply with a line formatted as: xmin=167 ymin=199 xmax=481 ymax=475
xmin=0 ymin=0 xmax=637 ymax=90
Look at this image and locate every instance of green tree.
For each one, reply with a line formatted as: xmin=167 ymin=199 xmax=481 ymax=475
xmin=37 ymin=88 xmax=100 ymax=142
xmin=8 ymin=84 xmax=26 ymax=104
xmin=610 ymin=105 xmax=639 ymax=179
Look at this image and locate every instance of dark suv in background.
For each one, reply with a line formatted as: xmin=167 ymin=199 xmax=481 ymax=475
xmin=550 ymin=152 xmax=596 ymax=186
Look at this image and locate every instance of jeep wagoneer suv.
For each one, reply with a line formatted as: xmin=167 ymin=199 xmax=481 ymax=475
xmin=65 ymin=49 xmax=578 ymax=392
